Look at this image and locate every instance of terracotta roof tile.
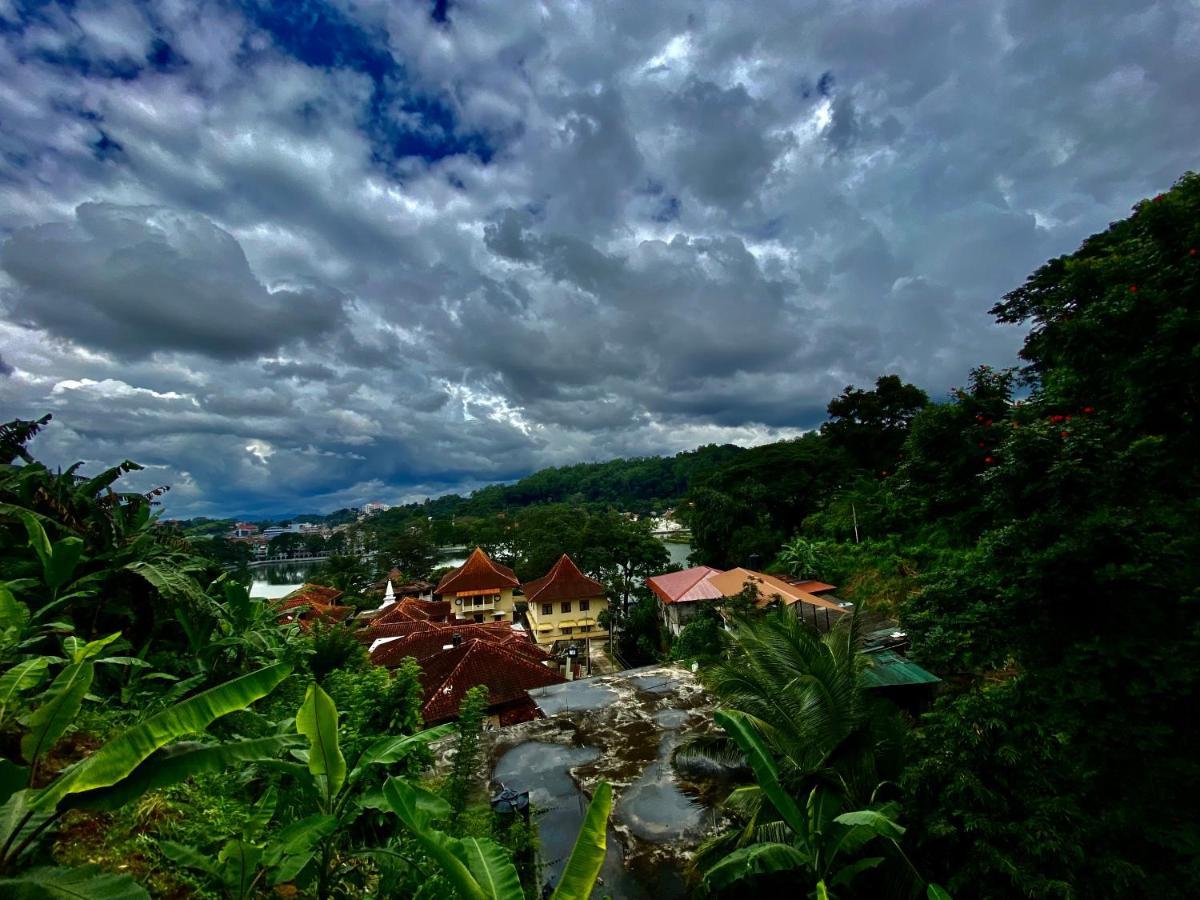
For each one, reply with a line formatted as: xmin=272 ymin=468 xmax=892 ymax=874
xmin=371 ymin=598 xmax=455 ymax=627
xmin=419 ymin=639 xmax=564 ymax=723
xmin=434 ymin=547 xmax=519 ymax=595
xmin=370 ymin=623 xmax=547 ymax=668
xmin=521 ymin=554 xmax=606 ymax=605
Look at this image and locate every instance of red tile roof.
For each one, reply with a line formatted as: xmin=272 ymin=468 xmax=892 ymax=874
xmin=646 ymin=566 xmax=725 ymax=605
xmin=371 ymin=598 xmax=455 ymax=627
xmin=276 ymin=584 xmax=352 ymax=627
xmin=278 ymin=584 xmax=344 ymax=609
xmin=370 ymin=623 xmax=545 ymax=668
xmin=418 ymin=639 xmax=564 ymax=723
xmin=521 ymin=554 xmax=606 ymax=605
xmin=435 ymin=547 xmax=519 ymax=596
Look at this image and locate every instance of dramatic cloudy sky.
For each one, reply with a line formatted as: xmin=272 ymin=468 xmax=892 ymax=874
xmin=1 ymin=0 xmax=1197 ymax=516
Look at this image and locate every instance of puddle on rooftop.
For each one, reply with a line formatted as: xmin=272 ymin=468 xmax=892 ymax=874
xmin=488 ymin=666 xmax=722 ymax=898
xmin=528 ymin=679 xmax=619 ymax=716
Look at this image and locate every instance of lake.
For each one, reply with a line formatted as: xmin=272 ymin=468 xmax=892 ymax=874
xmin=249 ymin=540 xmax=693 ymax=599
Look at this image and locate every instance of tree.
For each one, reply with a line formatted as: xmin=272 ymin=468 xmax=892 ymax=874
xmin=822 ymin=375 xmax=929 ymax=473
xmin=445 ymin=685 xmax=488 ymax=830
xmin=679 ymin=610 xmax=909 ymax=882
xmin=381 ymin=520 xmax=440 ymax=580
xmin=903 ymin=174 xmax=1200 ymax=897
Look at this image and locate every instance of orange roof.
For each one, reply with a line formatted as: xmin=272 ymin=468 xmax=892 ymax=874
xmin=435 ymin=547 xmax=519 ymax=596
xmin=788 ymin=579 xmax=838 ymax=594
xmin=707 ymin=568 xmax=846 ymax=613
xmin=522 ymin=554 xmax=606 ymax=605
xmin=646 ymin=566 xmax=725 ymax=605
xmin=419 ymin=639 xmax=565 ymax=723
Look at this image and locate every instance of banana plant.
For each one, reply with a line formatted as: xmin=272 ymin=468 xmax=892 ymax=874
xmin=167 ymin=682 xmax=453 ymax=899
xmin=0 ymin=662 xmax=293 ymax=878
xmin=384 ymin=776 xmax=613 ymax=900
xmin=702 ymin=709 xmax=950 ymax=899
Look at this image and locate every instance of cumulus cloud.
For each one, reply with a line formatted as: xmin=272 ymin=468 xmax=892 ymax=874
xmin=1 ymin=0 xmax=1197 ymax=515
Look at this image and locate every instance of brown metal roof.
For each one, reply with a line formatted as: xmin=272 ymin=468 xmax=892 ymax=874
xmin=418 ymin=639 xmax=565 ymax=724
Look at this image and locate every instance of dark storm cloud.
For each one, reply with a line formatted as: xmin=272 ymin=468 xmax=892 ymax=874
xmin=1 ymin=203 xmax=348 ymax=360
xmin=1 ymin=0 xmax=1198 ymax=515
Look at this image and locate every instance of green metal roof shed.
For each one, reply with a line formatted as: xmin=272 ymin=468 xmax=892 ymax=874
xmin=862 ymin=650 xmax=941 ymax=689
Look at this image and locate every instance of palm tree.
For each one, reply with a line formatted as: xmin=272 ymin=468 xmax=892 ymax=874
xmin=678 ymin=608 xmax=912 ymax=894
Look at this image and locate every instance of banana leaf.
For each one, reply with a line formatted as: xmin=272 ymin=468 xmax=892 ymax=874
xmin=714 ymin=709 xmax=807 ymax=837
xmin=0 ymin=864 xmax=149 ymax=899
xmin=20 ymin=661 xmax=94 ymax=766
xmin=63 ymin=735 xmax=302 ymax=812
xmin=383 ymin=777 xmax=486 ymax=900
xmin=460 ymin=836 xmax=524 ymax=900
xmin=0 ymin=658 xmax=52 ymax=726
xmin=702 ymin=843 xmax=811 ymax=891
xmin=32 ymin=662 xmax=291 ymax=810
xmin=551 ymin=782 xmax=612 ymax=900
xmin=296 ymin=683 xmax=345 ymax=802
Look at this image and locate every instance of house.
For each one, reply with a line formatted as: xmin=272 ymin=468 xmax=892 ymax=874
xmin=369 ymin=621 xmax=548 ymax=667
xmin=707 ymin=568 xmax=849 ymax=631
xmin=648 ymin=565 xmax=848 ymax=634
xmin=434 ymin=547 xmax=521 ymax=624
xmin=646 ymin=565 xmax=725 ymax=636
xmin=367 ymin=568 xmax=434 ymax=601
xmin=521 ymin=554 xmax=609 ymax=647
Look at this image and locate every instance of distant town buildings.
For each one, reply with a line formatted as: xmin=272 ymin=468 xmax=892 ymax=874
xmin=359 ymin=501 xmax=390 ymax=516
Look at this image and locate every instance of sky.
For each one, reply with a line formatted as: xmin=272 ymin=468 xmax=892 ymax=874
xmin=1 ymin=0 xmax=1198 ymax=518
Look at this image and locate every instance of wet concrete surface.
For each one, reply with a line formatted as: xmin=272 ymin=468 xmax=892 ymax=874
xmin=487 ymin=664 xmax=724 ymax=899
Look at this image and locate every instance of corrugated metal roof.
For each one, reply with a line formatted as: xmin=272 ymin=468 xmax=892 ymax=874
xmin=861 ymin=650 xmax=940 ymax=688
xmin=646 ymin=566 xmax=725 ymax=604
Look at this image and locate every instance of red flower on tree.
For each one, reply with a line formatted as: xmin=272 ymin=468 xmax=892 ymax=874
xmin=1082 ymin=406 xmax=1095 ymax=414
xmin=1050 ymin=414 xmax=1065 ymax=423
xmin=984 ymin=456 xmax=995 ymax=465
xmin=1129 ymin=285 xmax=1137 ymax=293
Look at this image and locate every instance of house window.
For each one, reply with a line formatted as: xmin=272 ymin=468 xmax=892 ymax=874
xmin=541 ymin=603 xmax=553 ymax=616
xmin=561 ymin=601 xmax=572 ymax=614
xmin=560 ymin=626 xmax=573 ymax=635
xmin=580 ymin=599 xmax=590 ymax=612
xmin=473 ymin=614 xmax=483 ymax=624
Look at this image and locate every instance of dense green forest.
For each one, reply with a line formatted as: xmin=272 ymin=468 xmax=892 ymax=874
xmin=1 ymin=174 xmax=1197 ymax=898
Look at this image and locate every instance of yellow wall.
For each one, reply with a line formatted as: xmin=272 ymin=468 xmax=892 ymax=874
xmin=445 ymin=587 xmax=517 ymax=623
xmin=525 ymin=594 xmax=609 ymax=646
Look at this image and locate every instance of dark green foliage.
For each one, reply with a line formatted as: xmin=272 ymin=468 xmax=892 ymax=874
xmin=445 ymin=685 xmax=488 ymax=829
xmin=303 ymin=622 xmax=369 ymax=683
xmin=822 ymin=374 xmax=929 ymax=473
xmin=669 ymin=607 xmax=724 ymax=663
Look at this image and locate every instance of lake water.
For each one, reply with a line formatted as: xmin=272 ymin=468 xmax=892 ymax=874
xmin=249 ymin=540 xmax=693 ymax=599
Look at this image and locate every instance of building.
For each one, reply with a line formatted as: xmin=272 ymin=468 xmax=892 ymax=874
xmin=648 ymin=565 xmax=848 ymax=634
xmin=434 ymin=547 xmax=521 ymax=624
xmin=646 ymin=565 xmax=725 ymax=636
xmin=522 ymin=554 xmax=609 ymax=647
xmin=231 ymin=522 xmax=258 ymax=538
xmin=706 ymin=568 xmax=849 ymax=631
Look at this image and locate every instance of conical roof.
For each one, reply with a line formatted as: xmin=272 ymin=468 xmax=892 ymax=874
xmin=521 ymin=554 xmax=606 ymax=604
xmin=435 ymin=547 xmax=519 ymax=595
